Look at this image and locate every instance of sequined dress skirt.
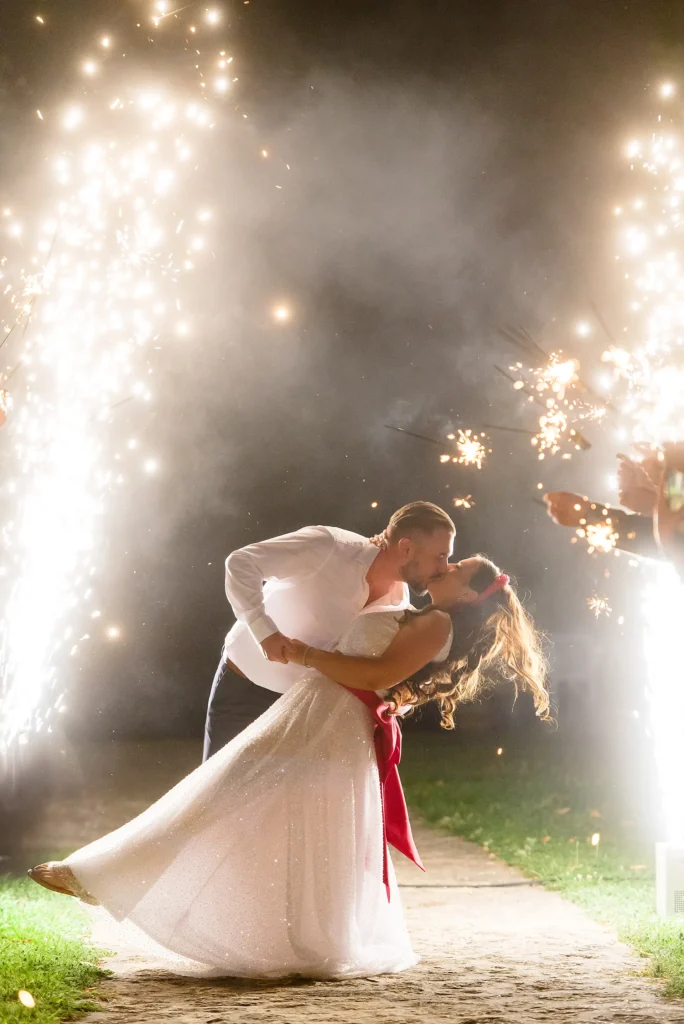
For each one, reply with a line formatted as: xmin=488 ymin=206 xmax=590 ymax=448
xmin=66 ymin=673 xmax=416 ymax=979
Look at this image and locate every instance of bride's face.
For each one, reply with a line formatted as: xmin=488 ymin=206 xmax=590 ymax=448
xmin=426 ymin=558 xmax=485 ymax=607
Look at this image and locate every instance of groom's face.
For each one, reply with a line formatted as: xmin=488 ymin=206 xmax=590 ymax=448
xmin=398 ymin=528 xmax=454 ymax=595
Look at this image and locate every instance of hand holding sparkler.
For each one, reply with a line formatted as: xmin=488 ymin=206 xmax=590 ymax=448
xmin=543 ymin=492 xmax=591 ymax=528
xmin=617 ymin=451 xmax=660 ymax=516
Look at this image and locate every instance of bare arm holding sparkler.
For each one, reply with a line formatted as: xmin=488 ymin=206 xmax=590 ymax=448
xmin=543 ymin=491 xmax=662 ymax=560
xmin=544 ymin=447 xmax=683 ymax=561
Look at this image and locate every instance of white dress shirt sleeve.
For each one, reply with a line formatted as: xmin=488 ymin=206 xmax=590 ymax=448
xmin=225 ymin=526 xmax=336 ymax=645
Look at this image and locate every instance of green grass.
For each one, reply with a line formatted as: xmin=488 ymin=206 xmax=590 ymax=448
xmin=0 ymin=875 xmax=107 ymax=1023
xmin=402 ymin=729 xmax=684 ymax=998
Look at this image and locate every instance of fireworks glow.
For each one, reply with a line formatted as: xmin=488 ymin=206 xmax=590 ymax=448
xmin=608 ymin=105 xmax=684 ymax=443
xmin=0 ymin=4 xmax=230 ymax=758
xmin=615 ymin=87 xmax=684 ymax=842
xmin=510 ymin=84 xmax=684 ymax=839
xmin=643 ymin=564 xmax=684 ymax=840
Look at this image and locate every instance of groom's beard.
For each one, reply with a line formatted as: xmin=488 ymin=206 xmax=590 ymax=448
xmin=399 ymin=561 xmax=432 ymax=596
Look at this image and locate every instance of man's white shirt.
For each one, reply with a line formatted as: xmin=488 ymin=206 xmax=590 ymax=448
xmin=223 ymin=525 xmax=409 ymax=693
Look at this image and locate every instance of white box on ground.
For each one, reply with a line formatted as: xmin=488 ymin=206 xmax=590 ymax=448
xmin=656 ymin=842 xmax=684 ymax=918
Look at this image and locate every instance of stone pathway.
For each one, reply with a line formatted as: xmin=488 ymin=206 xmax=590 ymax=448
xmin=21 ymin=739 xmax=684 ymax=1023
xmin=79 ymin=824 xmax=684 ymax=1024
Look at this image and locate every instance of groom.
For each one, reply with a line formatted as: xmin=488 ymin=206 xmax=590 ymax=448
xmin=203 ymin=501 xmax=456 ymax=760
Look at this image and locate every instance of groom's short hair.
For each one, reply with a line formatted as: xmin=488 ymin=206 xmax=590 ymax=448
xmin=387 ymin=501 xmax=455 ymax=540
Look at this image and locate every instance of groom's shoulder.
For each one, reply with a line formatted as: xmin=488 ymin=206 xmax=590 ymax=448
xmin=317 ymin=525 xmax=368 ymax=551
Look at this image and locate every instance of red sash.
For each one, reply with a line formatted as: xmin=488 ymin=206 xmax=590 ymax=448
xmin=346 ymin=687 xmax=424 ymax=899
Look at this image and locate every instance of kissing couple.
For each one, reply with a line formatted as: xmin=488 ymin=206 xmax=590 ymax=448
xmin=30 ymin=502 xmax=549 ymax=980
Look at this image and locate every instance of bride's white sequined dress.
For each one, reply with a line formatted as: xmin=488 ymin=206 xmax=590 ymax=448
xmin=66 ymin=608 xmax=417 ymax=979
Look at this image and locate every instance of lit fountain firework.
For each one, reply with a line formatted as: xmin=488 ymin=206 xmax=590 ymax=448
xmin=614 ymin=83 xmax=684 ymax=843
xmin=0 ymin=3 xmax=229 ymax=764
xmin=500 ymin=84 xmax=684 ymax=853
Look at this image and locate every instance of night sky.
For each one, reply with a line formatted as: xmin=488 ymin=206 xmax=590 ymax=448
xmin=1 ymin=0 xmax=682 ymax=737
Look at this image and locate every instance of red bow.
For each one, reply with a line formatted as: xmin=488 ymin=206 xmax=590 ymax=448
xmin=346 ymin=687 xmax=424 ymax=899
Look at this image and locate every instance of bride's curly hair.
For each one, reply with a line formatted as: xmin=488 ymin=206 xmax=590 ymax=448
xmin=385 ymin=555 xmax=550 ymax=730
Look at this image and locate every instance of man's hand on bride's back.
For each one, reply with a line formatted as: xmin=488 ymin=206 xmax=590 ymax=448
xmin=260 ymin=631 xmax=295 ymax=663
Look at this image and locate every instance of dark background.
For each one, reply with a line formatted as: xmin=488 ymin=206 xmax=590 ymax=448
xmin=1 ymin=0 xmax=681 ymax=740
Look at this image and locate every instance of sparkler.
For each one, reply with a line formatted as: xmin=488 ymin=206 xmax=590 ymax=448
xmin=451 ymin=429 xmax=489 ymax=469
xmin=0 ymin=4 xmax=230 ymax=758
xmin=580 ymin=521 xmax=619 ymax=555
xmin=385 ymin=424 xmax=490 ymax=469
xmin=586 ymin=595 xmax=611 ymax=618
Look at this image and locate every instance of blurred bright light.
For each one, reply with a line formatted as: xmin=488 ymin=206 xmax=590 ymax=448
xmin=643 ymin=565 xmax=684 ymax=841
xmin=62 ymin=106 xmax=84 ymax=131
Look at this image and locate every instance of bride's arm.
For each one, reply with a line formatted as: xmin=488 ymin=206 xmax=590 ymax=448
xmin=286 ymin=610 xmax=451 ymax=691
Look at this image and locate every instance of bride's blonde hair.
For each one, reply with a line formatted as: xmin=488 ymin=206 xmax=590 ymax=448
xmin=386 ymin=555 xmax=550 ymax=730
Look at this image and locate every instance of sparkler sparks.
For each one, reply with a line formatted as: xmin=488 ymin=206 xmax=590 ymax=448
xmin=453 ymin=429 xmax=489 ymax=469
xmin=532 ymin=408 xmax=568 ymax=458
xmin=507 ymin=343 xmax=596 ymax=460
xmin=537 ymin=352 xmax=578 ymax=400
xmin=607 ymin=103 xmax=684 ymax=443
xmin=587 ymin=595 xmax=612 ymax=618
xmin=579 ymin=521 xmax=619 ymax=555
xmin=0 ymin=4 xmax=230 ymax=757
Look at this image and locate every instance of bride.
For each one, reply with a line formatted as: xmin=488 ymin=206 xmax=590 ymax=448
xmin=29 ymin=555 xmax=548 ymax=980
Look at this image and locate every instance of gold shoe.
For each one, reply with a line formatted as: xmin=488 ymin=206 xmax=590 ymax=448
xmin=28 ymin=862 xmax=99 ymax=905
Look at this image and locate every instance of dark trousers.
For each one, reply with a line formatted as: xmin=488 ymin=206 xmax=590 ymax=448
xmin=203 ymin=656 xmax=280 ymax=762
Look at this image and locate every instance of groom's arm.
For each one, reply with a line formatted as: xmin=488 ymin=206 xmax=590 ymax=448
xmin=225 ymin=526 xmax=336 ymax=656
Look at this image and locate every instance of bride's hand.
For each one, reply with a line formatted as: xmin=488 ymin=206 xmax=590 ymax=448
xmin=282 ymin=639 xmax=310 ymax=665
